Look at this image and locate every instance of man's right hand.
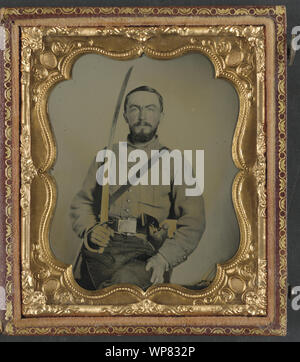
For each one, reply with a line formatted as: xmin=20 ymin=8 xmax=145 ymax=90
xmin=87 ymin=223 xmax=114 ymax=249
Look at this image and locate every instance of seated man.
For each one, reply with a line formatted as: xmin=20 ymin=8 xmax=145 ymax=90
xmin=70 ymin=85 xmax=205 ymax=290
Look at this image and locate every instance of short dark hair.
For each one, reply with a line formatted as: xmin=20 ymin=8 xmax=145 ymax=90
xmin=124 ymin=86 xmax=164 ymax=113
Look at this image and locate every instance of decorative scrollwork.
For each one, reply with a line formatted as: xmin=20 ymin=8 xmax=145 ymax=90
xmin=22 ymin=270 xmax=81 ymax=315
xmin=19 ymin=23 xmax=267 ymax=318
xmin=0 ymin=5 xmax=286 ymax=337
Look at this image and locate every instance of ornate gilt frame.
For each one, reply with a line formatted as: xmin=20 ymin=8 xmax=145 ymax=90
xmin=0 ymin=6 xmax=287 ymax=336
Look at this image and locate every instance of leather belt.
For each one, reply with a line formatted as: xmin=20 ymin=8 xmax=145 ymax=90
xmin=108 ymin=216 xmax=148 ymax=235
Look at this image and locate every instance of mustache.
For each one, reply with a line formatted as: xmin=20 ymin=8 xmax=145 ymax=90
xmin=132 ymin=121 xmax=152 ymax=127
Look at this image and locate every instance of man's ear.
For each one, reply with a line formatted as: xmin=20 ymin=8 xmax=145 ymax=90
xmin=123 ymin=112 xmax=129 ymax=124
xmin=159 ymin=112 xmax=165 ymax=123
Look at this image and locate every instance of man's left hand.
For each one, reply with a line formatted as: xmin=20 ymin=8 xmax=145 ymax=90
xmin=145 ymin=253 xmax=169 ymax=284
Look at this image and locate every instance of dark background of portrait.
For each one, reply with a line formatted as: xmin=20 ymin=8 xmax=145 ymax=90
xmin=0 ymin=0 xmax=300 ymax=343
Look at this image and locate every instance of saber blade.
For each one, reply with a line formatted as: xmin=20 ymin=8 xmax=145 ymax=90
xmin=100 ymin=66 xmax=134 ymax=226
xmin=107 ymin=66 xmax=134 ymax=149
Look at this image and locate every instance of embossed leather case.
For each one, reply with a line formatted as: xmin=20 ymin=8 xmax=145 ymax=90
xmin=0 ymin=6 xmax=287 ymax=336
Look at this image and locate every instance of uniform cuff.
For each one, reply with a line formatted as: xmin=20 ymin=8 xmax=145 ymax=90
xmin=159 ymin=239 xmax=188 ymax=268
xmin=157 ymin=252 xmax=170 ymax=271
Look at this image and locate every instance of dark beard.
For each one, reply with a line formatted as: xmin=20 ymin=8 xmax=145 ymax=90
xmin=129 ymin=126 xmax=158 ymax=143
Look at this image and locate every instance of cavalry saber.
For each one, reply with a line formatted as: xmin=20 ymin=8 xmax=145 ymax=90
xmin=99 ymin=66 xmax=134 ymax=228
xmin=81 ymin=67 xmax=133 ymax=256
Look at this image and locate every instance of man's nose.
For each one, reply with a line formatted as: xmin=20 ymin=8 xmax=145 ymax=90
xmin=139 ymin=107 xmax=147 ymax=120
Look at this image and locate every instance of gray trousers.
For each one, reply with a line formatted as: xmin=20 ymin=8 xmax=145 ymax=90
xmin=76 ymin=233 xmax=170 ymax=291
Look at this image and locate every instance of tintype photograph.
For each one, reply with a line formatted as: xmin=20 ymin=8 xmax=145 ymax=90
xmin=48 ymin=53 xmax=239 ymax=291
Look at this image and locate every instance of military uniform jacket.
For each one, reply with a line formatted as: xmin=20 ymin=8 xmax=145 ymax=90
xmin=70 ymin=136 xmax=205 ymax=273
